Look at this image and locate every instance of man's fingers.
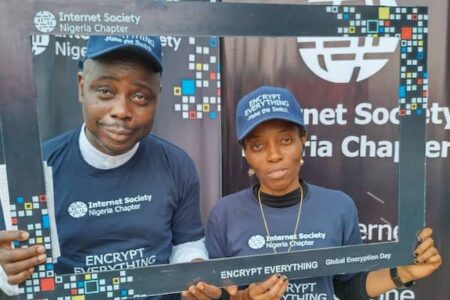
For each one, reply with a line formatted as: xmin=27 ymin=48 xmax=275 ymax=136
xmin=181 ymin=290 xmax=196 ymax=300
xmin=182 ymin=282 xmax=225 ymax=300
xmin=3 ymin=251 xmax=46 ymax=276
xmin=0 ymin=231 xmax=29 ymax=245
xmin=185 ymin=284 xmax=212 ymax=300
xmin=6 ymin=268 xmax=34 ymax=285
xmin=195 ymin=289 xmax=215 ymax=300
xmin=224 ymin=285 xmax=238 ymax=296
xmin=187 ymin=284 xmax=207 ymax=300
xmin=196 ymin=282 xmax=222 ymax=299
xmin=1 ymin=245 xmax=45 ymax=264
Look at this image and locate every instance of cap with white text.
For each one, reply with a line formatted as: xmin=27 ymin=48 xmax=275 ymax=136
xmin=83 ymin=35 xmax=162 ymax=72
xmin=236 ymin=86 xmax=305 ymax=142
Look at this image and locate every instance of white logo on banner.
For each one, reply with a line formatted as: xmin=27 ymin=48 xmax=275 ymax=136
xmin=34 ymin=11 xmax=57 ymax=33
xmin=298 ymin=0 xmax=398 ymax=83
xmin=248 ymin=235 xmax=266 ymax=249
xmin=68 ymin=201 xmax=88 ymax=218
xmin=32 ymin=35 xmax=50 ymax=56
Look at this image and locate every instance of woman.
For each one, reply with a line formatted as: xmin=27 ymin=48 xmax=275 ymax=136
xmin=203 ymin=86 xmax=442 ymax=300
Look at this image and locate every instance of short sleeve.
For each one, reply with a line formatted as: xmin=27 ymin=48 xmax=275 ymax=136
xmin=205 ymin=205 xmax=229 ymax=259
xmin=170 ymin=156 xmax=204 ymax=245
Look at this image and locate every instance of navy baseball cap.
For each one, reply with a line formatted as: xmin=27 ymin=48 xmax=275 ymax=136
xmin=82 ymin=35 xmax=163 ymax=72
xmin=236 ymin=86 xmax=305 ymax=142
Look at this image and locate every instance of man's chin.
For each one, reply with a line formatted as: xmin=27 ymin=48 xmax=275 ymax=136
xmin=107 ymin=144 xmax=136 ymax=156
xmin=97 ymin=139 xmax=137 ymax=156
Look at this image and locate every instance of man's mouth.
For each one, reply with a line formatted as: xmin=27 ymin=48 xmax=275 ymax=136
xmin=103 ymin=125 xmax=134 ymax=141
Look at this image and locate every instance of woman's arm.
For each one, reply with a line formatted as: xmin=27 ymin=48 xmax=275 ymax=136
xmin=365 ymin=228 xmax=442 ymax=298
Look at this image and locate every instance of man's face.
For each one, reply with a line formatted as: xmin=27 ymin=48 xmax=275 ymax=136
xmin=77 ymin=55 xmax=161 ymax=155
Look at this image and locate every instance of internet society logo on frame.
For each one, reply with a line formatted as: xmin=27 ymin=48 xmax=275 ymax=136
xmin=34 ymin=11 xmax=57 ymax=33
xmin=298 ymin=0 xmax=398 ymax=83
xmin=33 ymin=9 xmax=140 ymax=35
xmin=31 ymin=35 xmax=51 ymax=56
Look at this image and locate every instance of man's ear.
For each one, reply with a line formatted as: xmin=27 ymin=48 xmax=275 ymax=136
xmin=77 ymin=71 xmax=85 ymax=103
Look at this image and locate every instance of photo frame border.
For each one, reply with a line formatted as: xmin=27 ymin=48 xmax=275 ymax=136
xmin=0 ymin=1 xmax=427 ymax=298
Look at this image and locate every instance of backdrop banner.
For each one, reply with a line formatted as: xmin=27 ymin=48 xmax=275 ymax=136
xmin=221 ymin=1 xmax=449 ymax=300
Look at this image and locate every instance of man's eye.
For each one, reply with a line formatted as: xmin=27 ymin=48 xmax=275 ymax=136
xmin=132 ymin=93 xmax=150 ymax=104
xmin=96 ymin=88 xmax=113 ymax=97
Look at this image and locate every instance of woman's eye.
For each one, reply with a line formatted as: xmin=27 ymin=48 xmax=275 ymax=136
xmin=281 ymin=136 xmax=292 ymax=144
xmin=251 ymin=143 xmax=263 ymax=151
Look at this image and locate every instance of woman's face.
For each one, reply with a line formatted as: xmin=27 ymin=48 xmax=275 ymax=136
xmin=243 ymin=119 xmax=307 ymax=196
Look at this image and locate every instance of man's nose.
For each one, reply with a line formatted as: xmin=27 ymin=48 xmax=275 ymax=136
xmin=110 ymin=96 xmax=132 ymax=120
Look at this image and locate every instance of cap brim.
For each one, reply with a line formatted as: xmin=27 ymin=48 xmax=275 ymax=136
xmin=88 ymin=44 xmax=163 ymax=72
xmin=238 ymin=114 xmax=305 ymax=141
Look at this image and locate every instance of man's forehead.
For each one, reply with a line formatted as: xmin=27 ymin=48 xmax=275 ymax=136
xmin=81 ymin=58 xmax=162 ymax=89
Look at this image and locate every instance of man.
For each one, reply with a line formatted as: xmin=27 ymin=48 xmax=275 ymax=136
xmin=0 ymin=35 xmax=222 ymax=299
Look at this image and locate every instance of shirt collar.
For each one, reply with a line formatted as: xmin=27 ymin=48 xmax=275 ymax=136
xmin=78 ymin=124 xmax=140 ymax=170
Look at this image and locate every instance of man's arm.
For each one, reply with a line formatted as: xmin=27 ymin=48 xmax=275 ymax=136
xmin=175 ymin=238 xmax=227 ymax=300
xmin=0 ymin=265 xmax=19 ymax=297
xmin=169 ymin=238 xmax=208 ymax=264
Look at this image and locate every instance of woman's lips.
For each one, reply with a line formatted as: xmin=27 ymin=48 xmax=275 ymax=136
xmin=266 ymin=168 xmax=288 ymax=179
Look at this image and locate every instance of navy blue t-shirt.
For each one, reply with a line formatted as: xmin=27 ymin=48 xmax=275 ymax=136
xmin=206 ymin=183 xmax=362 ymax=300
xmin=35 ymin=127 xmax=203 ymax=298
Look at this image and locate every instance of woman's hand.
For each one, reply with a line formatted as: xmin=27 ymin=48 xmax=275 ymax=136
xmin=366 ymin=227 xmax=443 ymax=297
xmin=397 ymin=227 xmax=443 ymax=283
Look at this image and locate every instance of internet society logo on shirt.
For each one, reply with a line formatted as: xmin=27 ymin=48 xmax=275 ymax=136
xmin=68 ymin=201 xmax=88 ymax=218
xmin=67 ymin=194 xmax=153 ymax=218
xmin=248 ymin=232 xmax=327 ymax=250
xmin=248 ymin=235 xmax=266 ymax=250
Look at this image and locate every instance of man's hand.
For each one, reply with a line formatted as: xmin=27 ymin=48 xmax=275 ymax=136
xmin=182 ymin=281 xmax=234 ymax=300
xmin=0 ymin=230 xmax=46 ymax=285
xmin=232 ymin=274 xmax=288 ymax=300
